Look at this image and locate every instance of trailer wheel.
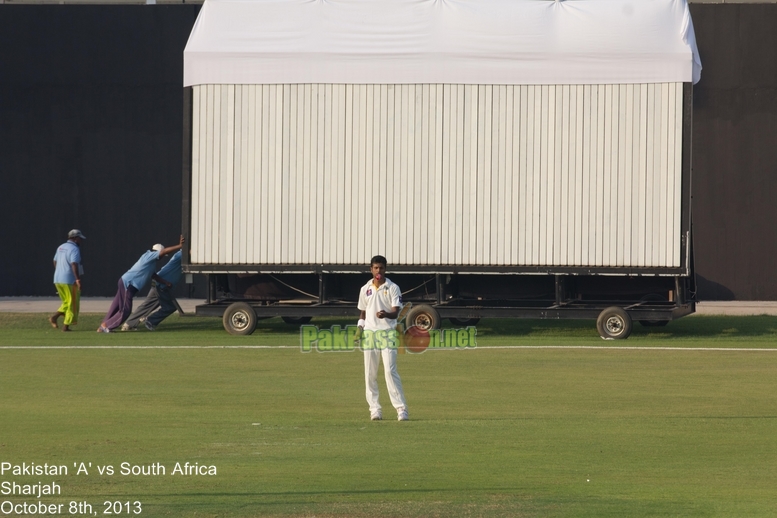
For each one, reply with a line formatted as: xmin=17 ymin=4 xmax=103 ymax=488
xmin=405 ymin=305 xmax=441 ymax=331
xmin=223 ymin=302 xmax=257 ymax=335
xmin=449 ymin=317 xmax=480 ymax=326
xmin=596 ymin=307 xmax=632 ymax=340
xmin=281 ymin=316 xmax=312 ymax=325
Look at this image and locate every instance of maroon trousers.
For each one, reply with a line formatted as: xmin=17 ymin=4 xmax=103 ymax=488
xmin=102 ymin=278 xmax=138 ymax=331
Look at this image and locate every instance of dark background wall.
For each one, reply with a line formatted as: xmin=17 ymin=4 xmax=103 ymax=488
xmin=690 ymin=4 xmax=777 ymax=300
xmin=0 ymin=5 xmax=200 ymax=298
xmin=0 ymin=4 xmax=775 ymax=300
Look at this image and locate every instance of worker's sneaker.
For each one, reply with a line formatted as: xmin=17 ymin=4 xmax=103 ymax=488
xmin=397 ymin=410 xmax=409 ymax=421
xmin=97 ymin=325 xmax=110 ymax=333
xmin=370 ymin=411 xmax=382 ymax=421
xmin=120 ymin=323 xmax=136 ymax=331
xmin=144 ymin=321 xmax=156 ymax=332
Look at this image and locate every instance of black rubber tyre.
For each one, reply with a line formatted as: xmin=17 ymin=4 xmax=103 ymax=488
xmin=596 ymin=306 xmax=633 ymax=340
xmin=281 ymin=316 xmax=312 ymax=325
xmin=405 ymin=304 xmax=441 ymax=331
xmin=448 ymin=317 xmax=481 ymax=326
xmin=223 ymin=302 xmax=257 ymax=336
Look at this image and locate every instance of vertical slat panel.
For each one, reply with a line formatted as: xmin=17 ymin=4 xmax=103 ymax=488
xmin=504 ymin=85 xmax=515 ymax=265
xmin=191 ymin=82 xmax=685 ymax=269
xmin=413 ymin=85 xmax=424 ymax=264
xmin=338 ymin=85 xmax=357 ymax=263
xmin=224 ymin=85 xmax=235 ymax=264
xmin=190 ymin=86 xmax=200 ymax=263
xmin=671 ymin=82 xmax=683 ymax=267
xmin=281 ymin=84 xmax=292 ymax=264
xmin=301 ymin=84 xmax=312 ymax=263
xmin=419 ymin=85 xmax=430 ymax=264
xmin=495 ymin=85 xmax=506 ymax=264
xmin=517 ymin=85 xmax=528 ymax=265
xmin=622 ymin=84 xmax=634 ymax=266
xmin=312 ymin=85 xmax=323 ymax=262
xmin=602 ymin=84 xmax=613 ymax=266
xmin=234 ymin=85 xmax=244 ymax=264
xmin=567 ymin=85 xmax=583 ymax=266
xmin=320 ymin=84 xmax=331 ymax=262
xmin=440 ymin=84 xmax=452 ymax=263
xmin=210 ymin=84 xmax=221 ymax=265
xmin=485 ymin=85 xmax=496 ymax=264
xmin=258 ymin=85 xmax=269 ymax=263
xmin=365 ymin=84 xmax=373 ymax=261
xmin=580 ymin=85 xmax=591 ymax=266
xmin=453 ymin=84 xmax=465 ymax=264
xmin=644 ymin=84 xmax=655 ymax=267
xmin=335 ymin=84 xmax=346 ymax=263
xmin=376 ymin=84 xmax=387 ymax=259
xmin=538 ymin=86 xmax=548 ymax=264
xmin=273 ymin=85 xmax=284 ymax=262
xmin=409 ymin=84 xmax=418 ymax=265
xmin=637 ymin=84 xmax=648 ymax=266
xmin=359 ymin=83 xmax=369 ymax=264
xmin=559 ymin=85 xmax=569 ymax=265
xmin=551 ymin=84 xmax=560 ymax=265
xmin=294 ymin=85 xmax=305 ymax=263
xmin=542 ymin=85 xmax=553 ymax=265
xmin=594 ymin=85 xmax=605 ymax=265
xmin=399 ymin=84 xmax=410 ymax=265
xmin=658 ymin=83 xmax=670 ymax=266
xmin=616 ymin=85 xmax=627 ymax=266
xmin=241 ymin=85 xmax=253 ymax=264
xmin=250 ymin=86 xmax=261 ymax=262
xmin=432 ymin=85 xmax=443 ymax=264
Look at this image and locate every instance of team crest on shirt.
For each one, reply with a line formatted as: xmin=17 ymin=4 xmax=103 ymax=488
xmin=366 ymin=288 xmax=373 ymax=297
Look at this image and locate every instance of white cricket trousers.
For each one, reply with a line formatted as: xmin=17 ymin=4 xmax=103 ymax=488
xmin=363 ymin=346 xmax=407 ymax=414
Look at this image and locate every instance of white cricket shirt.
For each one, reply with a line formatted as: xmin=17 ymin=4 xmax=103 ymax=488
xmin=357 ymin=278 xmax=402 ymax=331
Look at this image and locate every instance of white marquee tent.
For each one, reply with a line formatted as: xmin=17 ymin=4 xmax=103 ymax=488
xmin=183 ymin=0 xmax=702 ymax=270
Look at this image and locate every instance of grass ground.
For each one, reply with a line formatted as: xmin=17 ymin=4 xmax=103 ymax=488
xmin=1 ymin=313 xmax=777 ymax=516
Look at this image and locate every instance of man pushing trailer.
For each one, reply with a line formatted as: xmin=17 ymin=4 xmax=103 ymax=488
xmin=98 ymin=236 xmax=184 ymax=333
xmin=122 ymin=250 xmax=184 ymax=331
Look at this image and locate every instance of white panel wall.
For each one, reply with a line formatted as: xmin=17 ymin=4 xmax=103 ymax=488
xmin=191 ymin=83 xmax=684 ymax=268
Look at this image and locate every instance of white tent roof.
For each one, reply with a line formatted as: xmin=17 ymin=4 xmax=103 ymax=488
xmin=183 ymin=0 xmax=702 ymax=87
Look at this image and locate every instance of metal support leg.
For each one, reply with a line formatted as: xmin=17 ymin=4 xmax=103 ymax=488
xmin=436 ymin=274 xmax=445 ymax=305
xmin=555 ymin=275 xmax=565 ymax=306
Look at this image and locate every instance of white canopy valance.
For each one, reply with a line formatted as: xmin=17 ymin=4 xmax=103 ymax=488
xmin=184 ymin=0 xmax=702 ymax=87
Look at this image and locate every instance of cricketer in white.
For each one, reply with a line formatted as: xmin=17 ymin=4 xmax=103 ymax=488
xmin=357 ymin=255 xmax=408 ymax=422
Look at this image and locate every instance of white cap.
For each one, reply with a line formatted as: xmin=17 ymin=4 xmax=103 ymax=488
xmin=68 ymin=229 xmax=86 ymax=240
xmin=152 ymin=244 xmax=164 ymax=252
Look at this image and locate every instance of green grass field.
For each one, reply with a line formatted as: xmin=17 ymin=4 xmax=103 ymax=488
xmin=2 ymin=313 xmax=777 ymax=517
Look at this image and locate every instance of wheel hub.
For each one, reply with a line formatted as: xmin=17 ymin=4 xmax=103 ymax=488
xmin=231 ymin=312 xmax=249 ymax=330
xmin=605 ymin=317 xmax=624 ymax=335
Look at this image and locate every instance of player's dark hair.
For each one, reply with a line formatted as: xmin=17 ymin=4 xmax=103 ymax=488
xmin=370 ymin=255 xmax=387 ymax=267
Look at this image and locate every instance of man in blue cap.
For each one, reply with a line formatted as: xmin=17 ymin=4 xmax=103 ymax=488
xmin=50 ymin=229 xmax=86 ymax=332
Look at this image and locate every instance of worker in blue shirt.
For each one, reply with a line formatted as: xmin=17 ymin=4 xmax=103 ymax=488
xmin=121 ymin=250 xmax=183 ymax=331
xmin=98 ymin=235 xmax=184 ymax=333
xmin=50 ymin=229 xmax=86 ymax=332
